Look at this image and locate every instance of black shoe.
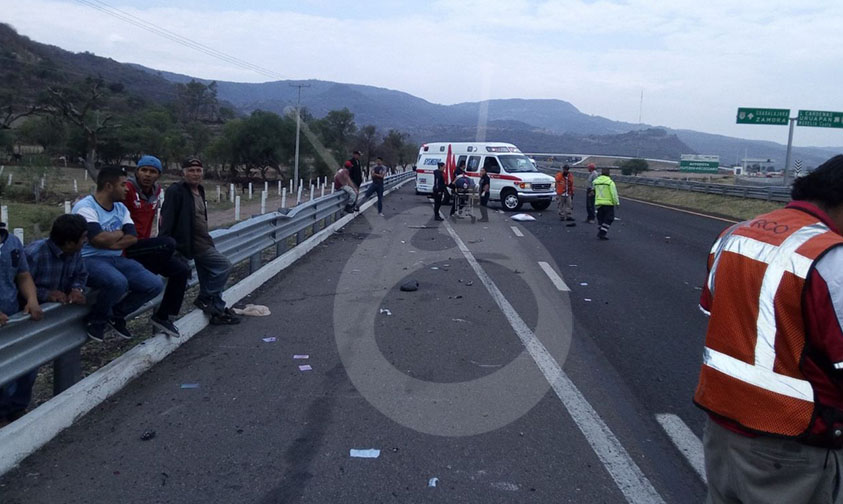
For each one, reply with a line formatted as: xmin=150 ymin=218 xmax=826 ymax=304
xmin=151 ymin=315 xmax=180 ymax=338
xmin=210 ymin=309 xmax=241 ymax=325
xmin=86 ymin=321 xmax=106 ymax=342
xmin=193 ymin=297 xmax=221 ymax=315
xmin=108 ymin=318 xmax=133 ymax=340
xmin=598 ymin=235 xmax=609 ymax=240
xmin=434 ymin=216 xmax=444 ymax=221
xmin=565 ymin=217 xmax=576 ymax=221
xmin=566 ymin=223 xmax=577 ymax=227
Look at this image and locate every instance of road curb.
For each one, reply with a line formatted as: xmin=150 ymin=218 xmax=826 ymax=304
xmin=0 ymin=177 xmax=411 ymax=477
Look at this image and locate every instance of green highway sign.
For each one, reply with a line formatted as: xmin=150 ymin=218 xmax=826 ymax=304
xmin=680 ymin=154 xmax=720 ymax=173
xmin=797 ymin=110 xmax=843 ymax=129
xmin=736 ymin=107 xmax=790 ymax=125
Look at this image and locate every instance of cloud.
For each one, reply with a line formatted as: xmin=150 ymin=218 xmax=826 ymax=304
xmin=2 ymin=0 xmax=843 ymax=147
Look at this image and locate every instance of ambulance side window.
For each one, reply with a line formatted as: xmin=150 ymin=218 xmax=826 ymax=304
xmin=467 ymin=156 xmax=481 ymax=172
xmin=457 ymin=155 xmax=467 ymax=169
xmin=483 ymin=156 xmax=500 ymax=174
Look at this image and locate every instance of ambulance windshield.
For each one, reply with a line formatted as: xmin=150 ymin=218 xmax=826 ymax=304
xmin=499 ymin=155 xmax=539 ymax=173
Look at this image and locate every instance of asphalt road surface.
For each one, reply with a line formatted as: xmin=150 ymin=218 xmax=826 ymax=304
xmin=0 ymin=186 xmax=737 ymax=503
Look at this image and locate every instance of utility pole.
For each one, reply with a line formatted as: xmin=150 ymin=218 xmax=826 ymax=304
xmin=783 ymin=117 xmax=796 ymax=188
xmin=290 ymin=83 xmax=311 ymax=192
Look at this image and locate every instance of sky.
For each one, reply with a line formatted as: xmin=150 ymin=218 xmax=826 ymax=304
xmin=3 ymin=0 xmax=843 ymax=148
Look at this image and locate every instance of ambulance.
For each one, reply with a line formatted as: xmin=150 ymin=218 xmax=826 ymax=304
xmin=414 ymin=142 xmax=555 ymax=211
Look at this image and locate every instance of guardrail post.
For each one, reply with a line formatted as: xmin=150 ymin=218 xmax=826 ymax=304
xmin=249 ymin=252 xmax=261 ymax=274
xmin=297 ymin=228 xmax=306 ymax=245
xmin=53 ymin=347 xmax=81 ymax=395
xmin=767 ymin=187 xmax=773 ymax=201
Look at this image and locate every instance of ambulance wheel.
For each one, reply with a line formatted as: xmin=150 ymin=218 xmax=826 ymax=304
xmin=501 ymin=190 xmax=522 ymax=211
xmin=530 ymin=201 xmax=551 ymax=211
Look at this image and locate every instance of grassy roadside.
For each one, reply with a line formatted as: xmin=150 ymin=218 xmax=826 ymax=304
xmin=608 ymin=182 xmax=785 ymax=222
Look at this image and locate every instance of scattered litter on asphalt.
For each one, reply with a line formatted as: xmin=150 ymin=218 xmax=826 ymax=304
xmin=299 ymin=365 xmax=313 ymax=372
xmin=428 ymin=477 xmax=439 ymax=488
xmin=430 ymin=266 xmax=440 ymax=270
xmin=231 ymin=304 xmax=271 ymax=316
xmin=401 ymin=240 xmax=406 ymax=244
xmin=511 ymin=213 xmax=536 ymax=222
xmin=466 ymin=281 xmax=473 ymax=286
xmin=584 ymin=298 xmax=592 ymax=302
xmin=491 ymin=482 xmax=520 ymax=492
xmin=452 ymin=318 xmax=468 ymax=323
xmin=408 ymin=225 xmax=434 ymax=229
xmin=694 ymin=286 xmax=703 ymax=291
xmin=180 ymin=383 xmax=199 ymax=389
xmin=140 ymin=430 xmax=156 ymax=441
xmin=470 ymin=360 xmax=503 ymax=368
xmin=262 ymin=337 xmax=277 ymax=343
xmin=293 ymin=354 xmax=309 ymax=360
xmin=379 ymin=308 xmax=393 ymax=316
xmin=443 ymin=264 xmax=450 ymax=267
xmin=400 ymin=281 xmax=419 ymax=292
xmin=569 ymin=264 xmax=578 ymax=267
xmin=580 ymin=283 xmax=588 ymax=286
xmin=350 ymin=449 xmax=381 ymax=459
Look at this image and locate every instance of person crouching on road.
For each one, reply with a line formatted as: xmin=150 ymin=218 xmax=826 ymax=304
xmin=123 ymin=155 xmax=191 ymax=338
xmin=555 ymin=164 xmax=575 ymax=225
xmin=694 ymin=155 xmax=843 ymax=504
xmin=335 ymin=161 xmax=359 ymax=213
xmin=593 ymin=168 xmax=619 ymax=240
xmin=160 ymin=157 xmax=239 ymax=325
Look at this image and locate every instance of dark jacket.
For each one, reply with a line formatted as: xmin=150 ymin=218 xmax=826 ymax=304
xmin=432 ymin=169 xmax=446 ymax=194
xmin=160 ymin=181 xmax=207 ymax=259
xmin=348 ymin=158 xmax=363 ymax=187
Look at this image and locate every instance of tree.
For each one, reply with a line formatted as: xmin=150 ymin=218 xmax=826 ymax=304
xmin=223 ymin=111 xmax=295 ymax=182
xmin=176 ymin=79 xmax=220 ymax=123
xmin=356 ymin=125 xmax=379 ymax=175
xmin=16 ymin=116 xmax=67 ymax=152
xmin=46 ymin=76 xmax=114 ymax=178
xmin=620 ymin=158 xmax=649 ymax=176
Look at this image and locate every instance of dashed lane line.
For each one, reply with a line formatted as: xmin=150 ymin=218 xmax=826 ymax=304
xmin=511 ymin=226 xmax=525 ymax=237
xmin=442 ymin=219 xmax=666 ymax=504
xmin=538 ymin=261 xmax=571 ymax=292
xmin=655 ymin=413 xmax=707 ymax=483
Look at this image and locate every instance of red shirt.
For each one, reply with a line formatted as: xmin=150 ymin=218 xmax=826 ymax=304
xmin=124 ymin=177 xmax=162 ymax=240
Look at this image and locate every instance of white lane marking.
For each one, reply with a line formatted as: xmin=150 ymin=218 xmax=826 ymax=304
xmin=442 ymin=219 xmax=665 ymax=504
xmin=538 ymin=261 xmax=571 ymax=292
xmin=655 ymin=413 xmax=707 ymax=483
xmin=511 ymin=226 xmax=525 ymax=237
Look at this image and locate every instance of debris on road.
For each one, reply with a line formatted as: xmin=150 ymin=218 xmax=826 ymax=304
xmin=349 ymin=449 xmax=381 ymax=459
xmin=428 ymin=477 xmax=439 ymax=488
xmin=452 ymin=318 xmax=468 ymax=323
xmin=511 ymin=214 xmax=536 ymax=222
xmin=262 ymin=337 xmax=277 ymax=343
xmin=580 ymin=283 xmax=588 ymax=286
xmin=584 ymin=298 xmax=592 ymax=302
xmin=466 ymin=280 xmax=474 ymax=286
xmin=293 ymin=354 xmax=309 ymax=360
xmin=180 ymin=383 xmax=199 ymax=389
xmin=298 ymin=365 xmax=313 ymax=372
xmin=400 ymin=280 xmax=419 ymax=292
xmin=140 ymin=430 xmax=156 ymax=441
xmin=380 ymin=308 xmax=393 ymax=316
xmin=231 ymin=304 xmax=271 ymax=316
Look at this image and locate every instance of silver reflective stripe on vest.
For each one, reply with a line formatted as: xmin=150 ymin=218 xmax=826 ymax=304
xmin=704 ymin=347 xmax=814 ymax=402
xmin=754 ymin=224 xmax=828 ymax=370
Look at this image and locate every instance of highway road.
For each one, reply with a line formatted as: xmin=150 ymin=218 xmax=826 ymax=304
xmin=0 ymin=186 xmax=738 ymax=503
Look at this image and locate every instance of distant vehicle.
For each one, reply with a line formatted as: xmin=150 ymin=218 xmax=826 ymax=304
xmin=414 ymin=142 xmax=556 ymax=211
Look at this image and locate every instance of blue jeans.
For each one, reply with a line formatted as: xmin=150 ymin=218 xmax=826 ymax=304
xmin=84 ymin=255 xmax=164 ymax=326
xmin=362 ymin=183 xmax=384 ymax=213
xmin=194 ymin=248 xmax=232 ymax=314
xmin=0 ymin=368 xmax=37 ymax=418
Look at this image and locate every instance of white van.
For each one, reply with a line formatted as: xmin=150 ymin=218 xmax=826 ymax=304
xmin=414 ymin=142 xmax=556 ymax=211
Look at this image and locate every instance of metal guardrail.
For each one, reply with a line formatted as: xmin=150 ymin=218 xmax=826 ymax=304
xmin=0 ymin=171 xmax=414 ymax=397
xmin=546 ymin=167 xmax=792 ymax=203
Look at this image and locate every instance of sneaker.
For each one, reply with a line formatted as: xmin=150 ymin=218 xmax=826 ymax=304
xmin=86 ymin=321 xmax=106 ymax=343
xmin=598 ymin=234 xmax=609 ymax=241
xmin=378 ymin=212 xmax=384 ymax=216
xmin=210 ymin=309 xmax=241 ymax=325
xmin=434 ymin=216 xmax=444 ymax=221
xmin=108 ymin=318 xmax=134 ymax=340
xmin=151 ymin=315 xmax=180 ymax=338
xmin=193 ymin=297 xmax=221 ymax=315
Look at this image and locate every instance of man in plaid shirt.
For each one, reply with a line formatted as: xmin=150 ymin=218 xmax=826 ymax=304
xmin=24 ymin=214 xmax=89 ymax=305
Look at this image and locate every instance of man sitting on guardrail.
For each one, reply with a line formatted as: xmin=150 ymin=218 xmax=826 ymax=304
xmin=160 ymin=157 xmax=239 ymax=325
xmin=0 ymin=222 xmax=45 ymax=426
xmin=123 ymin=155 xmax=190 ymax=338
xmin=73 ymin=166 xmax=164 ymax=342
xmin=335 ymin=161 xmax=359 ymax=213
xmin=24 ymin=214 xmax=88 ymax=307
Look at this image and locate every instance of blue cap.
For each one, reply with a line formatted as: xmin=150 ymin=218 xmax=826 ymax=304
xmin=137 ymin=155 xmax=163 ymax=173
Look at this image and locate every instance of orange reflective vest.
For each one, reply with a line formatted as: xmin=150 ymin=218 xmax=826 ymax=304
xmin=695 ymin=207 xmax=843 ymax=437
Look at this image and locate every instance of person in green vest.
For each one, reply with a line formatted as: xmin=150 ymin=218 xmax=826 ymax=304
xmin=593 ymin=168 xmax=619 ymax=240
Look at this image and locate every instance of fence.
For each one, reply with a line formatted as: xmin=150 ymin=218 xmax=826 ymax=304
xmin=0 ymin=172 xmax=414 ymax=399
xmin=562 ymin=169 xmax=792 ymax=203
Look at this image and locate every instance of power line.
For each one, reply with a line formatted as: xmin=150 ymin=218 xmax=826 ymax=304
xmin=73 ymin=0 xmax=288 ymax=81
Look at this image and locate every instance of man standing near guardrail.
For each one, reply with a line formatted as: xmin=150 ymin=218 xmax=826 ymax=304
xmin=356 ymin=156 xmax=387 ymax=216
xmin=0 ymin=222 xmax=44 ymax=426
xmin=73 ymin=166 xmax=164 ymax=342
xmin=585 ymin=163 xmax=598 ymax=224
xmin=593 ymin=167 xmax=619 ymax=240
xmin=335 ymin=161 xmax=358 ymax=213
xmin=348 ymin=150 xmax=364 ymax=189
xmin=694 ymin=155 xmax=843 ymax=503
xmin=160 ymin=157 xmax=239 ymax=325
xmin=555 ymin=164 xmax=575 ymax=225
xmin=123 ymin=155 xmax=190 ymax=338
